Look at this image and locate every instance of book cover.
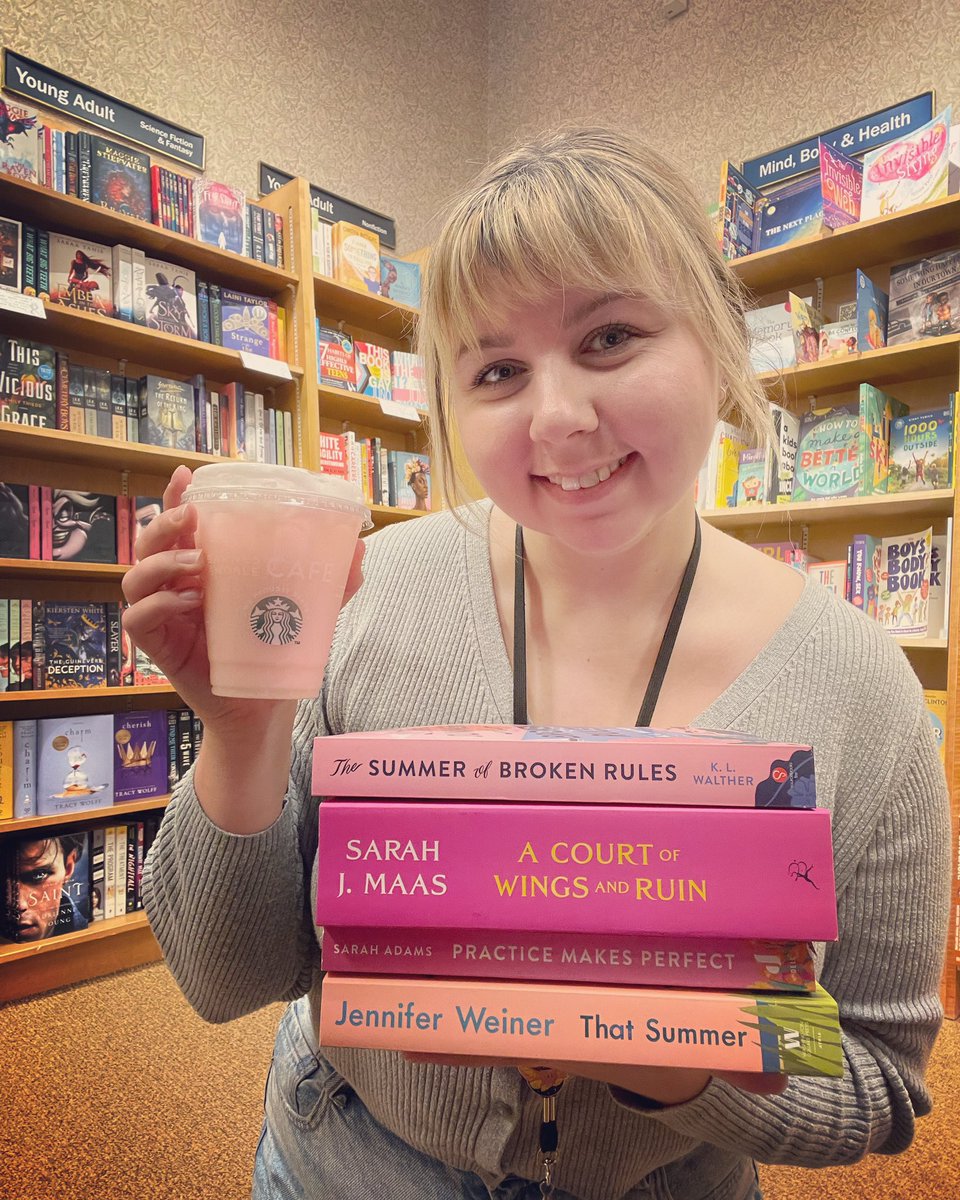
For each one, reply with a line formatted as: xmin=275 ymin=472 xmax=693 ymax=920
xmin=0 ymin=98 xmax=39 ymax=183
xmin=753 ymin=176 xmax=823 ymax=253
xmin=807 ymin=561 xmax=847 ymax=597
xmin=888 ymin=250 xmax=960 ymax=345
xmin=877 ymin=527 xmax=932 ymax=636
xmin=861 ymin=106 xmax=951 ymax=219
xmin=319 ymin=975 xmax=843 ymax=1077
xmin=923 ymin=690 xmax=948 ymax=764
xmin=355 ymin=341 xmax=392 ymax=401
xmin=818 ymin=139 xmax=862 ymax=229
xmin=717 ymin=161 xmax=758 ymax=260
xmin=88 ymin=135 xmax=151 ymax=220
xmin=321 ymin=928 xmax=817 ymax=993
xmin=746 ymin=301 xmax=804 ymax=375
xmin=12 ymin=718 xmax=37 ymax=819
xmin=0 ymin=828 xmax=90 ymax=943
xmin=42 ymin=602 xmax=107 ymax=689
xmin=0 ymin=481 xmax=31 ymax=557
xmin=818 ymin=320 xmax=858 ymax=358
xmin=888 ymin=407 xmax=953 ymax=492
xmin=0 ymin=216 xmax=21 ymax=292
xmin=766 ymin=404 xmax=799 ymax=504
xmin=0 ymin=336 xmax=57 ymax=428
xmin=133 ymin=641 xmax=167 ymax=687
xmin=37 ymin=712 xmax=114 ymax=815
xmin=113 ymin=710 xmax=169 ymax=803
xmin=389 ymin=451 xmax=431 ymax=512
xmin=391 ymin=350 xmax=428 ymax=412
xmin=856 ymin=269 xmax=888 ymax=351
xmin=332 ymin=221 xmax=381 ymax=293
xmin=47 ymin=490 xmax=117 ymax=564
xmin=735 ymin=448 xmax=765 ymax=506
xmin=317 ymin=324 xmax=357 ymax=391
xmin=194 ymin=179 xmax=245 ymax=254
xmin=219 ymin=289 xmax=271 ymax=357
xmin=142 ymin=256 xmax=198 ymax=340
xmin=320 ymin=432 xmax=348 ymax=478
xmin=47 ymin=233 xmax=114 ymax=316
xmin=138 ymin=375 xmax=196 ymax=451
xmin=849 ymin=534 xmax=882 ymax=620
xmin=788 ymin=292 xmax=824 ymax=365
xmin=928 ymin=531 xmax=950 ymax=641
xmin=311 ymin=724 xmax=817 ymax=808
xmin=791 ymin=405 xmax=861 ymax=501
xmin=316 ymin=801 xmax=838 ymax=941
xmin=858 ymin=384 xmax=908 ymax=495
xmin=379 ymin=255 xmax=421 ymax=307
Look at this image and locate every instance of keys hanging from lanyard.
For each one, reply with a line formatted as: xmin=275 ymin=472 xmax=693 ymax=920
xmin=518 ymin=1065 xmax=567 ymax=1198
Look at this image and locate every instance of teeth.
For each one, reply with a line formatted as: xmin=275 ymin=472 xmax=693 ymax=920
xmin=548 ymin=457 xmax=625 ymax=491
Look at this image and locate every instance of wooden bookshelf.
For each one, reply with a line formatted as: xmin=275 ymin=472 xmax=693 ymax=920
xmin=317 ymin=383 xmax=424 ymax=432
xmin=0 ymin=422 xmax=220 ymax=474
xmin=0 ymin=685 xmax=176 ymax=705
xmin=702 ymin=489 xmax=955 ymax=532
xmin=314 ymin=275 xmax=418 ymax=342
xmin=0 ymin=795 xmax=169 ymax=836
xmin=0 ymin=558 xmax=128 ymax=581
xmin=368 ymin=504 xmax=428 ymax=526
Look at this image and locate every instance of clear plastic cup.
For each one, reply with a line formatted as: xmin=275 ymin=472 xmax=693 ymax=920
xmin=182 ymin=463 xmax=372 ymax=699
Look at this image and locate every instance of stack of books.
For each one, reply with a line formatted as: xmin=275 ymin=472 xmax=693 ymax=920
xmin=313 ymin=725 xmax=844 ymax=1078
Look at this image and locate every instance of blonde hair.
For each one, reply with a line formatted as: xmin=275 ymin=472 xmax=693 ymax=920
xmin=418 ymin=126 xmax=770 ymax=510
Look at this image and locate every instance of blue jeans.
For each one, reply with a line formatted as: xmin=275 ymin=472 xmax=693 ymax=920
xmin=253 ymin=999 xmax=763 ymax=1200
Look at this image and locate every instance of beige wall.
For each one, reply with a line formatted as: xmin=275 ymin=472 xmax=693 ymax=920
xmin=5 ymin=0 xmax=488 ymax=253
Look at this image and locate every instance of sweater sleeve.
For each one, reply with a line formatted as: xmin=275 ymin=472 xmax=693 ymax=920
xmin=141 ymin=698 xmax=324 ymax=1023
xmin=617 ymin=705 xmax=951 ymax=1165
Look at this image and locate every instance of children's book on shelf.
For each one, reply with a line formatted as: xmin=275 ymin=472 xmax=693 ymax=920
xmin=735 ymin=448 xmax=765 ymax=506
xmin=887 ymin=250 xmax=960 ymax=345
xmin=752 ymin=176 xmax=823 ymax=253
xmin=792 ymin=404 xmax=860 ymax=501
xmin=807 ymin=561 xmax=847 ymax=597
xmin=888 ymin=406 xmax=954 ymax=492
xmin=142 ymin=256 xmax=198 ymax=340
xmin=43 ymin=602 xmax=108 ymax=689
xmin=818 ymin=319 xmax=857 ymax=358
xmin=355 ymin=341 xmax=392 ymax=401
xmin=767 ymin=403 xmax=800 ymax=503
xmin=0 ymin=482 xmax=31 ymax=558
xmin=0 ymin=827 xmax=90 ymax=943
xmin=379 ymin=255 xmax=421 ymax=307
xmin=746 ymin=300 xmax=807 ymax=374
xmin=749 ymin=542 xmax=812 ymax=573
xmin=923 ymin=689 xmax=948 ymax=763
xmin=86 ymin=135 xmax=151 ymax=220
xmin=194 ymin=179 xmax=246 ymax=254
xmin=317 ymin=324 xmax=357 ymax=391
xmin=856 ymin=269 xmax=889 ymax=351
xmin=113 ymin=710 xmax=169 ymax=803
xmin=859 ymin=384 xmax=908 ymax=495
xmin=788 ymin=293 xmax=823 ymax=365
xmin=717 ymin=161 xmax=759 ymax=259
xmin=860 ymin=106 xmax=951 ymax=220
xmin=0 ymin=216 xmax=21 ymax=292
xmin=138 ymin=375 xmax=196 ymax=452
xmin=849 ymin=533 xmax=882 ymax=620
xmin=818 ymin=138 xmax=862 ymax=228
xmin=927 ymin=527 xmax=952 ymax=641
xmin=389 ymin=451 xmax=431 ymax=511
xmin=0 ymin=96 xmax=39 ymax=183
xmin=332 ymin=221 xmax=382 ymax=293
xmin=47 ymin=233 xmax=114 ymax=316
xmin=877 ymin=527 xmax=933 ymax=637
xmin=37 ymin=713 xmax=114 ymax=815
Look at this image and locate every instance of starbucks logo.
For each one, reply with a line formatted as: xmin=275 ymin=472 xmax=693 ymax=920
xmin=250 ymin=596 xmax=303 ymax=645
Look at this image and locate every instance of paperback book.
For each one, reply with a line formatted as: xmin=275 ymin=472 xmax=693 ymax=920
xmin=390 ymin=451 xmax=431 ymax=511
xmin=888 ymin=407 xmax=953 ymax=492
xmin=142 ymin=257 xmax=198 ymax=340
xmin=88 ymin=135 xmax=151 ymax=220
xmin=0 ymin=828 xmax=90 ymax=942
xmin=0 ymin=336 xmax=57 ymax=428
xmin=311 ymin=724 xmax=817 ymax=807
xmin=0 ymin=98 xmax=39 ymax=183
xmin=858 ymin=384 xmax=908 ymax=495
xmin=317 ymin=324 xmax=357 ymax=391
xmin=717 ymin=161 xmax=759 ymax=259
xmin=220 ymin=289 xmax=271 ymax=357
xmin=379 ymin=256 xmax=421 ymax=307
xmin=753 ymin=176 xmax=823 ymax=253
xmin=194 ymin=179 xmax=245 ymax=254
xmin=888 ymin=250 xmax=960 ymax=345
xmin=332 ymin=221 xmax=381 ymax=293
xmin=818 ymin=320 xmax=857 ymax=358
xmin=923 ymin=690 xmax=948 ymax=763
xmin=877 ymin=527 xmax=933 ymax=636
xmin=45 ymin=490 xmax=117 ymax=564
xmin=735 ymin=449 xmax=766 ymax=506
xmin=113 ymin=710 xmax=169 ymax=803
xmin=0 ymin=482 xmax=31 ymax=558
xmin=856 ymin=269 xmax=889 ymax=351
xmin=746 ymin=301 xmax=802 ymax=375
xmin=0 ymin=216 xmax=21 ymax=291
xmin=788 ymin=293 xmax=824 ymax=365
xmin=861 ymin=107 xmax=951 ymax=220
xmin=48 ymin=233 xmax=114 ymax=316
xmin=818 ymin=138 xmax=862 ymax=228
xmin=138 ymin=375 xmax=196 ymax=451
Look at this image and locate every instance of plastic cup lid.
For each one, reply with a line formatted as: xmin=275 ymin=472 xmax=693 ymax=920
xmin=182 ymin=462 xmax=373 ymax=528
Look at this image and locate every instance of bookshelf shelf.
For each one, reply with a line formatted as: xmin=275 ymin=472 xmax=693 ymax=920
xmin=0 ymin=422 xmax=222 ymax=473
xmin=0 ymin=557 xmax=127 ymax=581
xmin=317 ymin=383 xmax=424 ymax=432
xmin=733 ymin=192 xmax=960 ymax=296
xmin=0 ymin=175 xmax=297 ymax=294
xmin=0 ymin=795 xmax=170 ymax=837
xmin=0 ymin=910 xmax=152 ymax=966
xmin=369 ymin=504 xmax=427 ymax=526
xmin=895 ymin=637 xmax=948 ymax=650
xmin=314 ymin=276 xmax=418 ymax=341
xmin=0 ymin=685 xmax=176 ymax=705
xmin=702 ymin=489 xmax=956 ymax=531
xmin=757 ymin=335 xmax=960 ymax=399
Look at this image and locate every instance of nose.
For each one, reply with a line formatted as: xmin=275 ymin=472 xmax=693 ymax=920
xmin=526 ymin=363 xmax=600 ymax=444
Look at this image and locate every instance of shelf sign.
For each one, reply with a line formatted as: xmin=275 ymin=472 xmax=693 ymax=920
xmin=0 ymin=290 xmax=45 ymax=319
xmin=238 ymin=351 xmax=293 ymax=381
xmin=2 ymin=49 xmax=205 ymax=169
xmin=258 ymin=163 xmax=396 ymax=248
xmin=379 ymin=398 xmax=421 ymax=423
xmin=741 ymin=92 xmax=934 ymax=190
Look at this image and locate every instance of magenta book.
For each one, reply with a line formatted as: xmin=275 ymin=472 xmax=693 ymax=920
xmin=315 ymin=802 xmax=838 ymax=940
xmin=311 ymin=724 xmax=816 ymax=808
xmin=321 ymin=928 xmax=817 ymax=993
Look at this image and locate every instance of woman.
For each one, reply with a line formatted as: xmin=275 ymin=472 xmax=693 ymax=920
xmin=125 ymin=128 xmax=949 ymax=1200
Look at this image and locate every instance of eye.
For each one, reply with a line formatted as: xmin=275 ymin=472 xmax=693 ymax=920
xmin=583 ymin=323 xmax=641 ymax=354
xmin=471 ymin=362 xmax=523 ymax=389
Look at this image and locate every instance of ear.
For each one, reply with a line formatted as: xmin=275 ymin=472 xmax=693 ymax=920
xmin=62 ymin=849 xmax=78 ymax=881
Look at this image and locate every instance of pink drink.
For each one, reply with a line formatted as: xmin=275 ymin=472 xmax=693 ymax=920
xmin=183 ymin=463 xmax=371 ymax=699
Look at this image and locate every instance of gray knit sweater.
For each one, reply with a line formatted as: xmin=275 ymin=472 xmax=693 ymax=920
xmin=143 ymin=503 xmax=951 ymax=1200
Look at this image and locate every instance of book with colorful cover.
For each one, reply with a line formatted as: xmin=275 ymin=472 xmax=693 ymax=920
xmin=818 ymin=139 xmax=862 ymax=228
xmin=0 ymin=97 xmax=39 ymax=183
xmin=316 ymin=801 xmax=837 ymax=939
xmin=142 ymin=256 xmax=198 ymax=340
xmin=753 ymin=176 xmax=823 ymax=253
xmin=856 ymin=269 xmax=889 ymax=351
xmin=379 ymin=255 xmax=421 ymax=307
xmin=42 ymin=602 xmax=107 ymax=689
xmin=319 ymin=975 xmax=844 ymax=1076
xmin=888 ymin=406 xmax=953 ymax=492
xmin=321 ymin=928 xmax=817 ymax=993
xmin=194 ymin=179 xmax=245 ymax=254
xmin=0 ymin=827 xmax=90 ymax=943
xmin=928 ymin=530 xmax=951 ymax=641
xmin=317 ymin=324 xmax=357 ymax=391
xmin=735 ymin=448 xmax=766 ymax=506
xmin=220 ymin=289 xmax=271 ymax=357
xmin=88 ymin=135 xmax=151 ymax=220
xmin=391 ymin=351 xmax=428 ymax=412
xmin=877 ymin=527 xmax=932 ymax=636
xmin=47 ymin=233 xmax=114 ymax=316
xmin=113 ymin=710 xmax=169 ymax=803
xmin=332 ymin=221 xmax=381 ymax=293
xmin=807 ymin=561 xmax=847 ymax=597
xmin=389 ymin=450 xmax=431 ymax=511
xmin=788 ymin=292 xmax=824 ymax=364
xmin=888 ymin=249 xmax=960 ymax=345
xmin=749 ymin=541 xmax=807 ymax=571
xmin=355 ymin=341 xmax=392 ymax=401
xmin=818 ymin=320 xmax=858 ymax=358
xmin=861 ymin=107 xmax=951 ymax=220
xmin=46 ymin=490 xmax=117 ymax=564
xmin=858 ymin=384 xmax=908 ymax=495
xmin=923 ymin=690 xmax=948 ymax=764
xmin=311 ymin=724 xmax=817 ymax=807
xmin=717 ymin=161 xmax=759 ymax=260
xmin=37 ymin=713 xmax=114 ymax=815
xmin=792 ymin=405 xmax=860 ymax=501
xmin=849 ymin=533 xmax=882 ymax=620
xmin=138 ymin=375 xmax=196 ymax=452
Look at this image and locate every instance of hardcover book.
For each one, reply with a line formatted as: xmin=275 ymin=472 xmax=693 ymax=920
xmin=849 ymin=533 xmax=882 ymax=620
xmin=138 ymin=375 xmax=196 ymax=451
xmin=807 ymin=561 xmax=847 ymax=597
xmin=0 ymin=216 xmax=21 ymax=292
xmin=319 ymin=975 xmax=844 ymax=1077
xmin=888 ymin=407 xmax=953 ymax=493
xmin=746 ymin=301 xmax=808 ymax=375
xmin=753 ymin=176 xmax=823 ymax=253
xmin=888 ymin=250 xmax=960 ymax=345
xmin=332 ymin=221 xmax=381 ymax=293
xmin=788 ymin=293 xmax=824 ymax=365
xmin=46 ymin=490 xmax=117 ymax=564
xmin=219 ymin=289 xmax=271 ymax=357
xmin=88 ymin=135 xmax=151 ymax=220
xmin=877 ymin=527 xmax=933 ymax=636
xmin=818 ymin=320 xmax=857 ymax=358
xmin=194 ymin=179 xmax=245 ymax=254
xmin=113 ymin=710 xmax=169 ymax=803
xmin=858 ymin=384 xmax=908 ymax=496
xmin=856 ymin=269 xmax=888 ymax=351
xmin=355 ymin=341 xmax=392 ymax=401
xmin=0 ymin=98 xmax=39 ymax=183
xmin=0 ymin=336 xmax=57 ymax=428
xmin=923 ymin=690 xmax=948 ymax=763
xmin=47 ymin=233 xmax=114 ymax=316
xmin=321 ymin=928 xmax=817 ymax=993
xmin=0 ymin=828 xmax=90 ymax=942
xmin=37 ymin=712 xmax=114 ymax=814
xmin=142 ymin=256 xmax=198 ymax=340
xmin=861 ymin=107 xmax=951 ymax=220
xmin=818 ymin=139 xmax=862 ymax=229
xmin=42 ymin=602 xmax=107 ymax=689
xmin=791 ymin=405 xmax=860 ymax=501
xmin=735 ymin=449 xmax=765 ymax=506
xmin=928 ymin=531 xmax=950 ymax=641
xmin=390 ymin=451 xmax=431 ymax=511
xmin=317 ymin=324 xmax=357 ymax=391
xmin=717 ymin=160 xmax=758 ymax=260
xmin=315 ymin=801 xmax=838 ymax=940
xmin=379 ymin=255 xmax=421 ymax=307
xmin=12 ymin=718 xmax=37 ymax=819
xmin=391 ymin=351 xmax=428 ymax=412
xmin=311 ymin=724 xmax=817 ymax=807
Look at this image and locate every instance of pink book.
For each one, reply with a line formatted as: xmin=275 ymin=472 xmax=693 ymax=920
xmin=319 ymin=974 xmax=843 ymax=1076
xmin=312 ymin=725 xmax=816 ymax=808
xmin=28 ymin=485 xmax=40 ymax=560
xmin=321 ymin=928 xmax=817 ymax=993
xmin=316 ymin=802 xmax=838 ymax=940
xmin=40 ymin=486 xmax=52 ymax=561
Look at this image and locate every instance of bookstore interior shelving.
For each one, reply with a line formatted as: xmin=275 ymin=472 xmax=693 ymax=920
xmin=707 ymin=198 xmax=960 ymax=1018
xmin=0 ymin=169 xmax=428 ymax=1002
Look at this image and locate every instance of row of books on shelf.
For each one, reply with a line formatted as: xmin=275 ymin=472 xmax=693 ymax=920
xmin=312 ymin=724 xmax=842 ymax=1076
xmin=317 ymin=323 xmax=426 ymax=412
xmin=0 ymin=92 xmax=284 ymax=264
xmin=0 ymin=706 xmax=199 ymax=821
xmin=699 ymin=390 xmax=954 ymax=512
xmin=753 ymin=524 xmax=951 ymax=640
xmin=3 ymin=224 xmax=286 ymax=360
xmin=320 ymin=434 xmax=431 ymax=511
xmin=719 ymin=107 xmax=956 ymax=260
xmin=311 ymin=212 xmax=420 ymax=307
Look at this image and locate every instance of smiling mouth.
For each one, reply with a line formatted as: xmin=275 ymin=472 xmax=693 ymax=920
xmin=543 ymin=455 xmax=630 ymax=491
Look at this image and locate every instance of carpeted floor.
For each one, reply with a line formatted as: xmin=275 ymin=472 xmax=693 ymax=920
xmin=1 ymin=963 xmax=957 ymax=1200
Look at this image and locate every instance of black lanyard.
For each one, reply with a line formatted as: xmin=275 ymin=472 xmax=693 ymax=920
xmin=512 ymin=516 xmax=702 ymax=727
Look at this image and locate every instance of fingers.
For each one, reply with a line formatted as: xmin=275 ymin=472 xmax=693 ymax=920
xmin=122 ymin=547 xmax=205 ymax=605
xmin=121 ymin=585 xmax=202 ymax=647
xmin=163 ymin=464 xmax=194 ymax=511
xmin=135 ymin=494 xmax=198 ymax=562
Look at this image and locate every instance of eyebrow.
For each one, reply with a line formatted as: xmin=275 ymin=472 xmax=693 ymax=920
xmin=458 ymin=292 xmax=635 ymax=360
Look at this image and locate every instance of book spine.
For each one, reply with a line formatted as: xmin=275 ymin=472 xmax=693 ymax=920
xmin=177 ymin=709 xmax=193 ymax=778
xmin=131 ymin=249 xmax=147 ymax=325
xmin=316 ymin=801 xmax=838 ymax=940
xmin=168 ymin=710 xmax=179 ymax=788
xmin=55 ymin=352 xmax=70 ymax=431
xmin=22 ymin=224 xmax=36 ymax=294
xmin=77 ymin=131 xmax=91 ymax=201
xmin=321 ymin=926 xmax=817 ymax=992
xmin=12 ymin=719 xmax=37 ymax=819
xmin=19 ymin=599 xmax=32 ymax=692
xmin=40 ymin=487 xmax=52 ymax=561
xmin=209 ymin=284 xmax=222 ymax=345
xmin=104 ymin=826 xmax=118 ymax=919
xmin=319 ymin=974 xmax=844 ymax=1077
xmin=37 ymin=230 xmax=49 ymax=298
xmin=126 ymin=824 xmax=137 ymax=914
xmin=197 ymin=280 xmax=211 ymax=344
xmin=106 ymin=602 xmax=122 ymax=686
xmin=283 ymin=410 xmax=293 ymax=467
xmin=0 ymin=721 xmax=13 ymax=818
xmin=32 ymin=600 xmax=45 ymax=690
xmin=89 ymin=828 xmax=106 ymax=922
xmin=28 ymin=485 xmax=40 ymax=560
xmin=150 ymin=165 xmax=164 ymax=226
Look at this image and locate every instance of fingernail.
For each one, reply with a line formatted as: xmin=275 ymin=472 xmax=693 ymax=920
xmin=178 ymin=589 xmax=202 ymax=603
xmin=175 ymin=549 xmax=202 ymax=566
